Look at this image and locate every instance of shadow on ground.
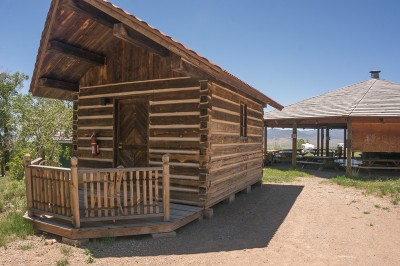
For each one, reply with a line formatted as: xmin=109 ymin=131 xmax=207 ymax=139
xmin=90 ymin=183 xmax=303 ymax=257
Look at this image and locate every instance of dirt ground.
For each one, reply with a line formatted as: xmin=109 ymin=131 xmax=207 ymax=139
xmin=1 ymin=171 xmax=400 ymax=266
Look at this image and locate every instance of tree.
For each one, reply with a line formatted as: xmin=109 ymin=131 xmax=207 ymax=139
xmin=296 ymin=139 xmax=306 ymax=150
xmin=9 ymin=94 xmax=72 ymax=179
xmin=0 ymin=72 xmax=28 ymax=176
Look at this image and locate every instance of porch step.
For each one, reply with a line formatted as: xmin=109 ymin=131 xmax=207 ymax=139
xmin=24 ymin=203 xmax=202 ymax=240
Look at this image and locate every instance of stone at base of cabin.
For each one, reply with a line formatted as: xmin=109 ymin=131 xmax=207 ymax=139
xmin=151 ymin=231 xmax=176 ymax=239
xmin=203 ymin=208 xmax=214 ymax=219
xmin=62 ymin=237 xmax=89 ymax=246
xmin=254 ymin=180 xmax=263 ymax=187
xmin=242 ymin=186 xmax=252 ymax=194
xmin=224 ymin=194 xmax=235 ymax=204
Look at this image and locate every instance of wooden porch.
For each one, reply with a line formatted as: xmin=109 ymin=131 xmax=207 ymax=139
xmin=23 ymin=154 xmax=203 ymax=240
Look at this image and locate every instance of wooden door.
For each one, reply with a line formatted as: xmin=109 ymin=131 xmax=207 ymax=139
xmin=117 ymin=98 xmax=148 ymax=167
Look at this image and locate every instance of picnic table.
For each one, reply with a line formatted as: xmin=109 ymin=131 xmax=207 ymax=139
xmin=297 ymin=156 xmax=340 ymax=170
xmin=352 ymin=158 xmax=400 ymax=176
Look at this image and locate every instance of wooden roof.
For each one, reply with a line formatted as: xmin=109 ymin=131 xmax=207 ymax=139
xmin=30 ymin=0 xmax=283 ymax=109
xmin=264 ymin=78 xmax=400 ymax=128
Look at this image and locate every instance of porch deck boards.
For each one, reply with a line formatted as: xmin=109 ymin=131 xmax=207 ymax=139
xmin=24 ymin=203 xmax=203 ymax=239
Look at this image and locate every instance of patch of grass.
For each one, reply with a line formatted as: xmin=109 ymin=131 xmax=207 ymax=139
xmin=19 ymin=242 xmax=34 ymax=250
xmin=0 ymin=175 xmax=34 ymax=247
xmin=263 ymin=167 xmax=313 ymax=183
xmin=56 ymin=257 xmax=69 ymax=266
xmin=61 ymin=246 xmax=72 ymax=257
xmin=331 ymin=175 xmax=400 ymax=205
xmin=0 ymin=176 xmax=27 ymax=213
xmin=0 ymin=211 xmax=35 ymax=247
xmin=84 ymin=248 xmax=94 ymax=264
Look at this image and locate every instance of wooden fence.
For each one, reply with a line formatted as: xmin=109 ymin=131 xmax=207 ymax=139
xmin=24 ymin=154 xmax=170 ymax=228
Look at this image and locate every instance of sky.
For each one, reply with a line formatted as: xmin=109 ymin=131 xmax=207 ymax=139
xmin=1 ymin=0 xmax=399 ymax=108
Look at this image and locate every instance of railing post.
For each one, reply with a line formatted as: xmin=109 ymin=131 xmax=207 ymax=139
xmin=162 ymin=154 xmax=170 ymax=221
xmin=24 ymin=154 xmax=33 ymax=217
xmin=70 ymin=157 xmax=80 ymax=228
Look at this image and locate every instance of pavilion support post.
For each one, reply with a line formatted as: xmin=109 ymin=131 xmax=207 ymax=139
xmin=291 ymin=122 xmax=297 ymax=169
xmin=320 ymin=128 xmax=324 ymax=156
xmin=317 ymin=128 xmax=320 ymax=156
xmin=264 ymin=126 xmax=268 ymax=164
xmin=346 ymin=122 xmax=352 ymax=177
xmin=325 ymin=127 xmax=330 ymax=157
xmin=343 ymin=128 xmax=347 ymax=158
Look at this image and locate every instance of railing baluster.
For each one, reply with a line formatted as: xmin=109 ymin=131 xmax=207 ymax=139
xmin=65 ymin=172 xmax=71 ymax=216
xmin=149 ymin=170 xmax=153 ymax=214
xmin=103 ymin=173 xmax=108 ymax=217
xmin=110 ymin=172 xmax=115 ymax=217
xmin=90 ymin=172 xmax=95 ymax=217
xmin=123 ymin=172 xmax=128 ymax=215
xmin=56 ymin=170 xmax=61 ymax=214
xmin=143 ymin=171 xmax=147 ymax=214
xmin=83 ymin=173 xmax=88 ymax=218
xmin=155 ymin=170 xmax=159 ymax=214
xmin=97 ymin=172 xmax=102 ymax=217
xmin=60 ymin=171 xmax=65 ymax=215
xmin=116 ymin=170 xmax=122 ymax=215
xmin=130 ymin=171 xmax=134 ymax=215
xmin=136 ymin=171 xmax=140 ymax=215
xmin=37 ymin=169 xmax=41 ymax=210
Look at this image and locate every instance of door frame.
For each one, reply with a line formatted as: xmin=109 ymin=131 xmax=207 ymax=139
xmin=114 ymin=96 xmax=150 ymax=167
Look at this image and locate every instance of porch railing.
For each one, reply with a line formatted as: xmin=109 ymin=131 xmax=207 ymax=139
xmin=24 ymin=154 xmax=170 ymax=228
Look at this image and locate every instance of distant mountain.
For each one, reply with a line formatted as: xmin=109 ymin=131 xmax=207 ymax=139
xmin=266 ymin=128 xmax=345 ymax=149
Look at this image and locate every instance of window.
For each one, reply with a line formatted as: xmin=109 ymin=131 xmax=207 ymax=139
xmin=240 ymin=103 xmax=247 ymax=137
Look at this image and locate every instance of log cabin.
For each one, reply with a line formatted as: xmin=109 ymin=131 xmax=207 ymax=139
xmin=25 ymin=0 xmax=283 ymax=239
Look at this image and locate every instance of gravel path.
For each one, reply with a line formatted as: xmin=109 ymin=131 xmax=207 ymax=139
xmin=1 ymin=174 xmax=400 ymax=265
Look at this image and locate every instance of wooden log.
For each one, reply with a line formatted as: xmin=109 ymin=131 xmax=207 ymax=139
xmin=113 ymin=23 xmax=170 ymax=57
xmin=162 ymin=155 xmax=170 ymax=221
xmin=24 ymin=154 xmax=33 ymax=216
xmin=48 ymin=40 xmax=106 ymax=66
xmin=70 ymin=157 xmax=80 ymax=228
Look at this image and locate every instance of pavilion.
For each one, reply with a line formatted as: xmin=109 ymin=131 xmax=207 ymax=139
xmin=264 ymin=71 xmax=400 ymax=175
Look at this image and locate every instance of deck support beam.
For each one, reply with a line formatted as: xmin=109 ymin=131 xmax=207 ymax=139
xmin=291 ymin=121 xmax=297 ymax=169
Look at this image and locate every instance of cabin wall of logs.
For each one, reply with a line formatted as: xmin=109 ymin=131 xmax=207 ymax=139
xmin=74 ymin=77 xmax=264 ymax=207
xmin=70 ymin=31 xmax=265 ymax=207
